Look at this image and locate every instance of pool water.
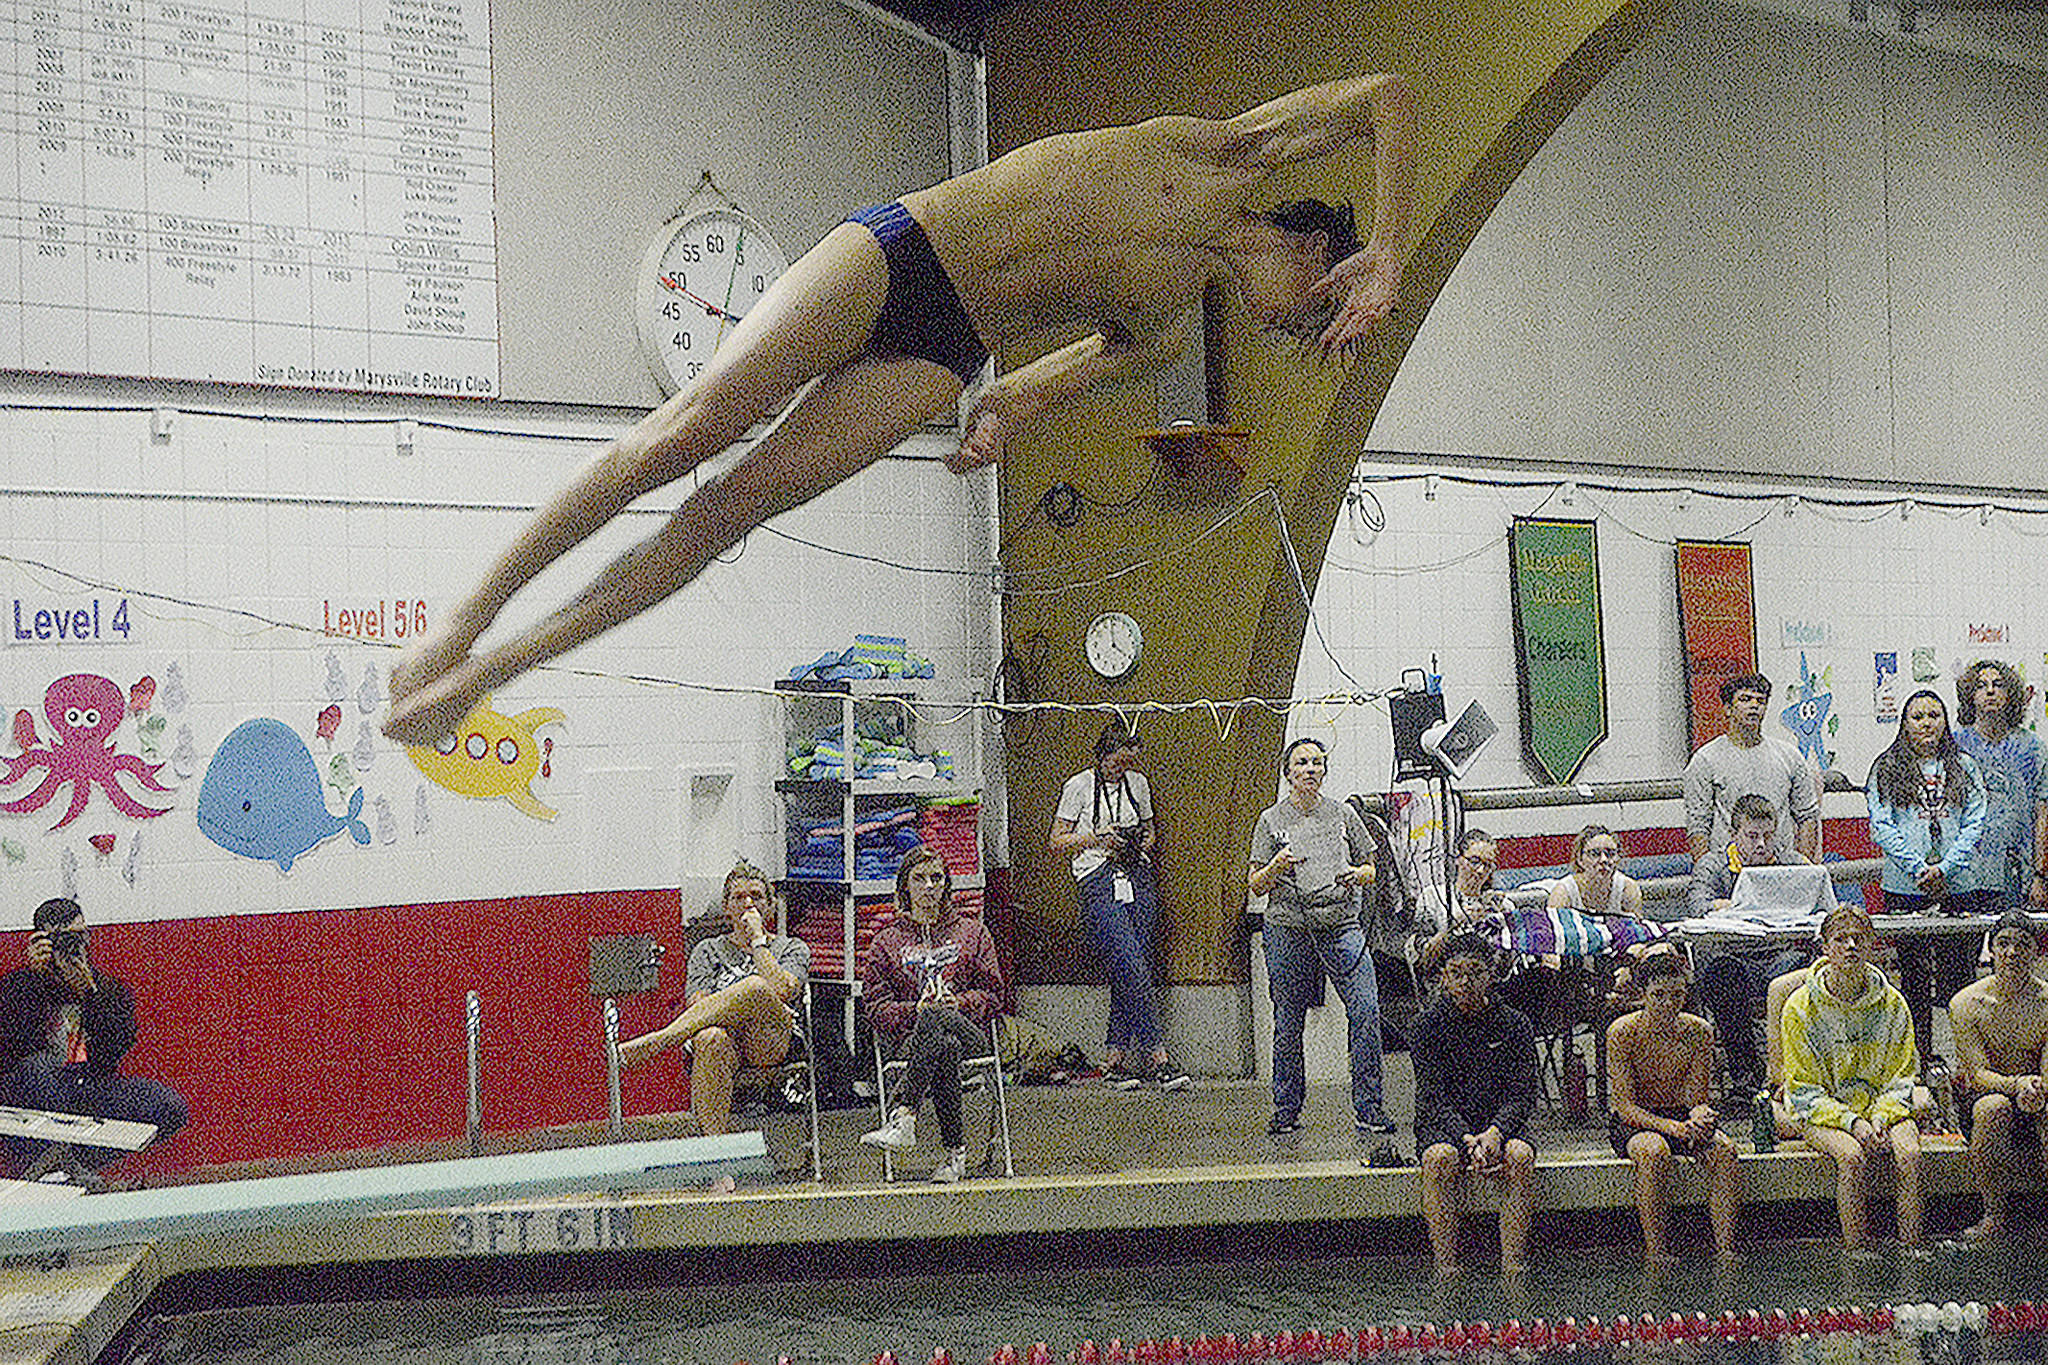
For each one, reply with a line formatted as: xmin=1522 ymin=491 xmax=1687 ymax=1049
xmin=123 ymin=1232 xmax=2048 ymax=1365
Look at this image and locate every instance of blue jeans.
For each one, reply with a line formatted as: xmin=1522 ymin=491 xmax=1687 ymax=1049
xmin=3 ymin=1056 xmax=188 ymax=1172
xmin=1263 ymin=919 xmax=1385 ymax=1125
xmin=1695 ymin=945 xmax=1811 ymax=1085
xmin=1078 ymin=860 xmax=1163 ymax=1056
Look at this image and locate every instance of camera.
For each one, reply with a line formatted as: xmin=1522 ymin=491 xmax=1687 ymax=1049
xmin=48 ymin=927 xmax=86 ymax=961
xmin=1108 ymin=825 xmax=1147 ymax=866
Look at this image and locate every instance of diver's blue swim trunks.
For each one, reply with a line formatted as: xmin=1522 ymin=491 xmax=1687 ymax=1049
xmin=845 ymin=202 xmax=990 ymax=384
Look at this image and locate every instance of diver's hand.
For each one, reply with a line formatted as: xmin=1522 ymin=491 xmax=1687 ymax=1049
xmin=1310 ymin=247 xmax=1402 ymax=358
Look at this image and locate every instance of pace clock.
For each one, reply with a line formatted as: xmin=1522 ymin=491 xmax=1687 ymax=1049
xmin=633 ymin=207 xmax=789 ymax=395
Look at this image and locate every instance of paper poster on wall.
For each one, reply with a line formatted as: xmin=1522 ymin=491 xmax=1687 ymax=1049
xmin=1965 ymin=624 xmax=2012 ymax=650
xmin=1874 ymin=652 xmax=1901 ymax=725
xmin=1912 ymin=647 xmax=1938 ymax=683
xmin=406 ymin=697 xmax=566 ymax=821
xmin=1509 ymin=518 xmax=1607 ymax=784
xmin=196 ymin=718 xmax=372 ymax=872
xmin=8 ymin=0 xmax=499 ymax=396
xmin=1782 ymin=618 xmax=1831 ymax=650
xmin=1675 ymin=541 xmax=1757 ymax=752
xmin=1780 ymin=652 xmax=1838 ymax=772
xmin=1 ymin=673 xmax=176 ymax=830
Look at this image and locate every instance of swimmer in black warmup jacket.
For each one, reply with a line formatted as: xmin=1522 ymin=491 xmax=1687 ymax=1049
xmin=383 ymin=74 xmax=1414 ymax=746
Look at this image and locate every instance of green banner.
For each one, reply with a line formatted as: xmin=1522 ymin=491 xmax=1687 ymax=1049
xmin=1509 ymin=517 xmax=1608 ymax=784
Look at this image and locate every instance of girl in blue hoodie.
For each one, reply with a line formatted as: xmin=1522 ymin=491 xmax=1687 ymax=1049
xmin=1867 ymin=688 xmax=1988 ymax=1061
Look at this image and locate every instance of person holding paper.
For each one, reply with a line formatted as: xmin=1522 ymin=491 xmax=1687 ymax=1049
xmin=1249 ymin=736 xmax=1394 ymax=1142
xmin=1685 ymin=794 xmax=1828 ymax=1095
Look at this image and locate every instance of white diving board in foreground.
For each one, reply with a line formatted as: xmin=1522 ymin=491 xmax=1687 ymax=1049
xmin=0 ymin=1132 xmax=769 ymax=1257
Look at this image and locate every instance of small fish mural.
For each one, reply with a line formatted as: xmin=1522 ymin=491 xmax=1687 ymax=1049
xmin=160 ymin=662 xmax=187 ymax=714
xmin=407 ymin=698 xmax=566 ymax=822
xmin=196 ymin=718 xmax=372 ymax=871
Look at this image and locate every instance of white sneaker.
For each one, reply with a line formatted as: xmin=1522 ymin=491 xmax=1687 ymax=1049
xmin=860 ymin=1108 xmax=917 ymax=1151
xmin=929 ymin=1145 xmax=968 ymax=1183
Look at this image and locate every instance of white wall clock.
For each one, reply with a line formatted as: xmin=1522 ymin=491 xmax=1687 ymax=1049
xmin=1085 ymin=611 xmax=1143 ymax=681
xmin=633 ymin=207 xmax=789 ymax=395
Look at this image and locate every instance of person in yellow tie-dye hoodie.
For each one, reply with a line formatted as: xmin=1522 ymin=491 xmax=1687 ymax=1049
xmin=1781 ymin=905 xmax=1924 ymax=1251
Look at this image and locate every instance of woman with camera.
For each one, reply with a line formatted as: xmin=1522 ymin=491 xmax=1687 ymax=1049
xmin=1051 ymin=721 xmax=1191 ymax=1091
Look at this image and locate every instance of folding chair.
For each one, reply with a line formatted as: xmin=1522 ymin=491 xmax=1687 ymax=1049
xmin=609 ymin=982 xmax=822 ymax=1181
xmin=871 ymin=1017 xmax=1014 ymax=1181
xmin=735 ymin=985 xmax=823 ymax=1181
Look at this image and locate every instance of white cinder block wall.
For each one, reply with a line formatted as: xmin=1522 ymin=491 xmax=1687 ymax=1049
xmin=0 ymin=403 xmax=995 ymax=924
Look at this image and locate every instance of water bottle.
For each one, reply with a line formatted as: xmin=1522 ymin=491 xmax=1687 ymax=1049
xmin=1925 ymin=1058 xmax=1954 ymax=1132
xmin=1752 ymin=1090 xmax=1776 ymax=1152
xmin=1566 ymin=1048 xmax=1589 ymax=1121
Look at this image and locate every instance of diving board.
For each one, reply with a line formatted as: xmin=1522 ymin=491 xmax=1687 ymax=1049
xmin=0 ymin=1132 xmax=770 ymax=1256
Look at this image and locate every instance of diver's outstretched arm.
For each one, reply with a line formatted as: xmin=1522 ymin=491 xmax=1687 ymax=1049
xmin=1223 ymin=74 xmax=1416 ymax=354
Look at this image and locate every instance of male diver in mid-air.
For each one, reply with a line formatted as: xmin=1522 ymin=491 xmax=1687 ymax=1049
xmin=383 ymin=74 xmax=1415 ymax=745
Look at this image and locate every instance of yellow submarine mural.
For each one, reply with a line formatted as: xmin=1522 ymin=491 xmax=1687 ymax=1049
xmin=407 ymin=697 xmax=566 ymax=821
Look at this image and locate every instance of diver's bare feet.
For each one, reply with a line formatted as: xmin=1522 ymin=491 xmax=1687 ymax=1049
xmin=382 ymin=653 xmax=494 ymax=746
xmin=388 ymin=612 xmax=485 ymax=710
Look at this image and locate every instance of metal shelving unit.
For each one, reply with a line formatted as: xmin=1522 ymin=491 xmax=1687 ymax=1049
xmin=773 ymin=679 xmax=983 ymax=1046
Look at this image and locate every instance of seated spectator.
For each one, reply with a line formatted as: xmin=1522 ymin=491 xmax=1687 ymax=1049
xmin=0 ymin=897 xmax=188 ymax=1182
xmin=1782 ymin=906 xmax=1924 ymax=1251
xmin=618 ymin=862 xmax=809 ymax=1136
xmin=1867 ymin=688 xmax=1989 ymax=1062
xmin=1767 ymin=956 xmax=1937 ymax=1140
xmin=1549 ymin=824 xmax=1645 ymax=918
xmin=1764 ymin=962 xmax=1813 ymax=1139
xmin=1547 ymin=824 xmax=1651 ymax=1009
xmin=860 ymin=846 xmax=1005 ymax=1184
xmin=1415 ymin=829 xmax=1508 ymax=977
xmin=1605 ymin=953 xmax=1740 ymax=1262
xmin=1948 ymin=910 xmax=2048 ymax=1240
xmin=1415 ymin=933 xmax=1538 ymax=1278
xmin=1686 ymin=793 xmax=1828 ymax=1094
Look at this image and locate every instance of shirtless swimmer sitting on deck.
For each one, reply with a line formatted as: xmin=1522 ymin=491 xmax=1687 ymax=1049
xmin=382 ymin=74 xmax=1415 ymax=746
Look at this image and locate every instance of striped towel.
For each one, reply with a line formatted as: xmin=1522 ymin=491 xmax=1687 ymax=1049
xmin=1487 ymin=905 xmax=1668 ymax=958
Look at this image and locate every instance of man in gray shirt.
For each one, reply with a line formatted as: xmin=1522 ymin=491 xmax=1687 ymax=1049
xmin=1683 ymin=674 xmax=1820 ymax=862
xmin=1686 ymin=794 xmax=1826 ymax=1094
xmin=619 ymin=862 xmax=809 ymax=1135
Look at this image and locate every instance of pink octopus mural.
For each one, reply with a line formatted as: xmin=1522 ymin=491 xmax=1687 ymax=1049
xmin=2 ymin=674 xmax=176 ymax=830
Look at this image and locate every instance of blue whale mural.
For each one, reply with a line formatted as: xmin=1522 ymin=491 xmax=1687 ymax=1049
xmin=196 ymin=718 xmax=371 ymax=871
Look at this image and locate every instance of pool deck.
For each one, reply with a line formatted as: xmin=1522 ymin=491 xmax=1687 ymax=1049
xmin=0 ymin=1067 xmax=2013 ymax=1365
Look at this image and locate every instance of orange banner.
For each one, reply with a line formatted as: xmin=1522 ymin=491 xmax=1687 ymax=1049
xmin=1675 ymin=540 xmax=1758 ymax=752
